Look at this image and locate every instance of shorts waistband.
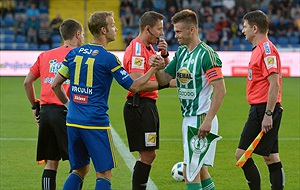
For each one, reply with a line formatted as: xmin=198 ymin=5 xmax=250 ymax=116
xmin=250 ymin=102 xmax=281 ymax=106
xmin=41 ymin=104 xmax=66 ymax=109
xmin=127 ymin=97 xmax=156 ymax=103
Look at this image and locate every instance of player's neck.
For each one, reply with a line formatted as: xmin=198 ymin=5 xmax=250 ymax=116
xmin=64 ymin=40 xmax=78 ymax=49
xmin=187 ymin=37 xmax=201 ymax=52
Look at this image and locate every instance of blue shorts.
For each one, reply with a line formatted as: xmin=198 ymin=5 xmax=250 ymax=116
xmin=67 ymin=126 xmax=117 ymax=172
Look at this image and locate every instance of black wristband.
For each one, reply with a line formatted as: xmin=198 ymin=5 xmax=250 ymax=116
xmin=158 ymin=83 xmax=170 ymax=90
xmin=161 ymin=51 xmax=169 ymax=58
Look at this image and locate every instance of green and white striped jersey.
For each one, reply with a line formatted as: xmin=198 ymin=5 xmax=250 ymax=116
xmin=165 ymin=42 xmax=222 ymax=117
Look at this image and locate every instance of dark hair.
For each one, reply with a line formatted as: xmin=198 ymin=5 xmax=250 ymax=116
xmin=243 ymin=10 xmax=269 ymax=34
xmin=139 ymin=11 xmax=165 ymax=30
xmin=59 ymin=19 xmax=83 ymax=40
xmin=171 ymin=9 xmax=198 ymax=28
xmin=88 ymin=11 xmax=114 ymax=37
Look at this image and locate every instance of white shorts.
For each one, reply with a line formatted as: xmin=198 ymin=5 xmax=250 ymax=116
xmin=182 ymin=114 xmax=220 ymax=181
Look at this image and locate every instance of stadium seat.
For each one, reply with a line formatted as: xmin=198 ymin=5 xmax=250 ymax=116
xmin=269 ymin=36 xmax=277 ymax=44
xmin=241 ymin=37 xmax=250 ymax=45
xmin=289 ymin=36 xmax=299 ymax=45
xmin=3 ymin=35 xmax=14 ymax=43
xmin=15 ymin=35 xmax=26 ymax=43
xmin=4 ymin=28 xmax=14 ymax=35
xmin=52 ymin=42 xmax=61 ymax=48
xmin=4 ymin=44 xmax=15 ymax=50
xmin=15 ymin=43 xmax=27 ymax=50
xmin=277 ymin=37 xmax=288 ymax=45
xmin=51 ymin=35 xmax=62 ymax=43
xmin=39 ymin=44 xmax=50 ymax=50
xmin=229 ymin=44 xmax=242 ymax=51
xmin=232 ymin=37 xmax=240 ymax=45
xmin=243 ymin=44 xmax=253 ymax=51
xmin=3 ymin=16 xmax=14 ymax=27
xmin=28 ymin=43 xmax=38 ymax=50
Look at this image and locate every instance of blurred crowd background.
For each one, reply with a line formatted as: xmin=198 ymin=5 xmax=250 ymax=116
xmin=1 ymin=0 xmax=299 ymax=51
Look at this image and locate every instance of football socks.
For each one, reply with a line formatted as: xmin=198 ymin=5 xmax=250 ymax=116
xmin=132 ymin=161 xmax=151 ymax=190
xmin=186 ymin=183 xmax=202 ymax=190
xmin=242 ymin=158 xmax=261 ymax=190
xmin=201 ymin=177 xmax=215 ymax=190
xmin=95 ymin=177 xmax=111 ymax=190
xmin=268 ymin=162 xmax=285 ymax=190
xmin=63 ymin=172 xmax=83 ymax=190
xmin=42 ymin=169 xmax=57 ymax=190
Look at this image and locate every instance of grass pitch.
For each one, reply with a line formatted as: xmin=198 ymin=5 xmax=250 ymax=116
xmin=0 ymin=76 xmax=299 ymax=189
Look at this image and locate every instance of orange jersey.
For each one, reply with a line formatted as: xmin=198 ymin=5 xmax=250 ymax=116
xmin=123 ymin=37 xmax=158 ymax=100
xmin=247 ymin=38 xmax=282 ymax=104
xmin=30 ymin=46 xmax=71 ymax=105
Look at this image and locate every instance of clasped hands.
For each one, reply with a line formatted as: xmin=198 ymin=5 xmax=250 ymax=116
xmin=148 ymin=54 xmax=166 ymax=70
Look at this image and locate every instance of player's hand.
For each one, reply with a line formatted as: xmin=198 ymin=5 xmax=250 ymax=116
xmin=261 ymin=115 xmax=273 ymax=133
xmin=197 ymin=119 xmax=212 ymax=138
xmin=169 ymin=79 xmax=177 ymax=88
xmin=32 ymin=109 xmax=40 ymax=125
xmin=157 ymin=38 xmax=168 ymax=56
xmin=149 ymin=54 xmax=165 ymax=69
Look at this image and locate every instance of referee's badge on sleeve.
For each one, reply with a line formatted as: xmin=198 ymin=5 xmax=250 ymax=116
xmin=131 ymin=56 xmax=145 ymax=69
xmin=264 ymin=56 xmax=277 ymax=69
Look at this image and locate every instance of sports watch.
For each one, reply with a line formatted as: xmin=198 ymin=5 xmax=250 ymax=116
xmin=265 ymin=110 xmax=273 ymax=116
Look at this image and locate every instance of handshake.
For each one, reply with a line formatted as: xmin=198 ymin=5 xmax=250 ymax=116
xmin=148 ymin=54 xmax=167 ymax=70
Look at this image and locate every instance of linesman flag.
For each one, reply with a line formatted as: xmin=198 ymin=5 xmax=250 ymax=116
xmin=236 ymin=131 xmax=264 ymax=167
xmin=186 ymin=126 xmax=222 ymax=182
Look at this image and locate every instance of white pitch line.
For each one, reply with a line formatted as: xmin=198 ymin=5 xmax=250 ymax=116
xmin=110 ymin=126 xmax=158 ymax=190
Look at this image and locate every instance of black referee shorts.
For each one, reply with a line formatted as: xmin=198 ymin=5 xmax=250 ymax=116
xmin=238 ymin=103 xmax=283 ymax=156
xmin=123 ymin=97 xmax=159 ymax=152
xmin=37 ymin=104 xmax=69 ymax=161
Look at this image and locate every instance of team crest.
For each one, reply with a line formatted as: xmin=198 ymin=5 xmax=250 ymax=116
xmin=190 ymin=135 xmax=208 ymax=154
xmin=92 ymin=50 xmax=99 ymax=56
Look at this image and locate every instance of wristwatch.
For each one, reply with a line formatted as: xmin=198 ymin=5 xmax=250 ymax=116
xmin=265 ymin=110 xmax=273 ymax=116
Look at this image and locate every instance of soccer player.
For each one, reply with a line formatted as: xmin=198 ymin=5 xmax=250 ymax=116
xmin=151 ymin=9 xmax=226 ymax=190
xmin=122 ymin=11 xmax=176 ymax=190
xmin=235 ymin=10 xmax=285 ymax=190
xmin=24 ymin=19 xmax=84 ymax=190
xmin=51 ymin=11 xmax=163 ymax=190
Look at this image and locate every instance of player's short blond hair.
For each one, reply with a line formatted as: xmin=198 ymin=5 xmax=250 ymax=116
xmin=88 ymin=11 xmax=114 ymax=37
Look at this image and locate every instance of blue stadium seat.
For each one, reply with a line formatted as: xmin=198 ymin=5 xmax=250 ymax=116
xmin=39 ymin=44 xmax=50 ymax=50
xmin=232 ymin=37 xmax=240 ymax=45
xmin=229 ymin=44 xmax=242 ymax=51
xmin=289 ymin=36 xmax=299 ymax=45
xmin=15 ymin=35 xmax=26 ymax=43
xmin=51 ymin=35 xmax=62 ymax=43
xmin=52 ymin=42 xmax=61 ymax=48
xmin=269 ymin=36 xmax=277 ymax=44
xmin=243 ymin=44 xmax=253 ymax=51
xmin=4 ymin=28 xmax=14 ymax=35
xmin=3 ymin=16 xmax=14 ymax=26
xmin=28 ymin=43 xmax=38 ymax=50
xmin=15 ymin=43 xmax=27 ymax=50
xmin=4 ymin=44 xmax=15 ymax=50
xmin=277 ymin=37 xmax=288 ymax=45
xmin=3 ymin=35 xmax=14 ymax=43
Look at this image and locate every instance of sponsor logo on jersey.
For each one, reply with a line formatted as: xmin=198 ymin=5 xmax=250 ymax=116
xmin=92 ymin=50 xmax=99 ymax=56
xmin=120 ymin=69 xmax=130 ymax=80
xmin=145 ymin=132 xmax=156 ymax=146
xmin=264 ymin=56 xmax=277 ymax=69
xmin=190 ymin=135 xmax=208 ymax=154
xmin=135 ymin=42 xmax=141 ymax=56
xmin=177 ymin=67 xmax=193 ymax=84
xmin=132 ymin=56 xmax=145 ymax=69
xmin=263 ymin=42 xmax=271 ymax=55
xmin=178 ymin=88 xmax=196 ymax=100
xmin=73 ymin=94 xmax=88 ymax=104
xmin=49 ymin=59 xmax=62 ymax=74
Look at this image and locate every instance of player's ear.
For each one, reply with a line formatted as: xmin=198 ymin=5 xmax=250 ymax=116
xmin=101 ymin=27 xmax=107 ymax=34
